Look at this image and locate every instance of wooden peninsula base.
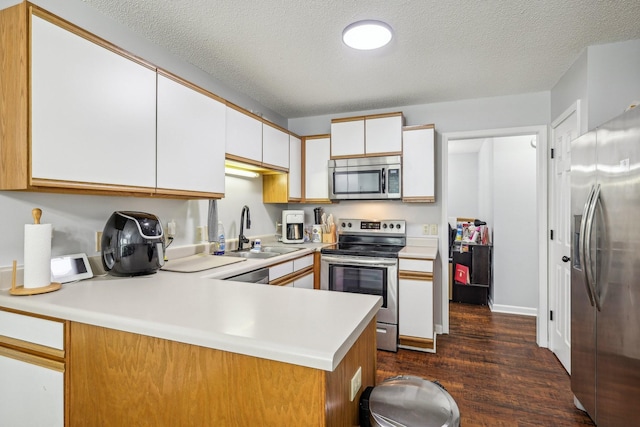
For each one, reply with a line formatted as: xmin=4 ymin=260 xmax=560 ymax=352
xmin=68 ymin=319 xmax=376 ymax=426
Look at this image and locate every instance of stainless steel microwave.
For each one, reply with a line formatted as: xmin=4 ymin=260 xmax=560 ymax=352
xmin=328 ymin=155 xmax=401 ymax=200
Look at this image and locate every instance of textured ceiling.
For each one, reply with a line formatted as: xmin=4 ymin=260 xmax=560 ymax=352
xmin=80 ymin=0 xmax=640 ymax=119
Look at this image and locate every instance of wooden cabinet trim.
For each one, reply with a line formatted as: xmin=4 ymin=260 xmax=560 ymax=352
xmin=157 ymin=68 xmax=225 ymax=103
xmin=0 ymin=2 xmax=29 ymax=190
xmin=403 ymin=123 xmax=435 ymax=131
xmin=224 ymin=153 xmax=263 ymax=169
xmin=0 ymin=345 xmax=65 ymax=372
xmin=399 ymin=271 xmax=433 ymax=281
xmin=365 ymin=111 xmax=404 ymax=121
xmin=331 ymin=116 xmax=365 ymax=124
xmin=398 ymin=335 xmax=435 ymax=350
xmin=402 ymin=196 xmax=436 ymax=203
xmin=270 ymin=266 xmax=313 ymax=287
xmin=31 ymin=5 xmax=156 ymax=72
xmin=0 ymin=335 xmax=65 ymax=361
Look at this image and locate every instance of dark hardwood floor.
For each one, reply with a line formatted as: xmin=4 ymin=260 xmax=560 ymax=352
xmin=376 ymin=302 xmax=595 ymax=426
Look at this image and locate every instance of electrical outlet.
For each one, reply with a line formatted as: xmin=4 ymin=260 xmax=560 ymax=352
xmin=95 ymin=231 xmax=103 ymax=252
xmin=196 ymin=226 xmax=206 ymax=242
xmin=430 ymin=224 xmax=438 ymax=235
xmin=350 ymin=366 xmax=362 ymax=402
xmin=422 ymin=224 xmax=430 ymax=235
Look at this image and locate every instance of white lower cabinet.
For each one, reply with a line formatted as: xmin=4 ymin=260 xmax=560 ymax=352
xmin=398 ymin=258 xmax=435 ymax=352
xmin=269 ymin=254 xmax=315 ymax=288
xmin=0 ymin=352 xmax=64 ymax=426
xmin=0 ymin=310 xmax=66 ymax=427
xmin=293 ymin=272 xmax=314 ymax=289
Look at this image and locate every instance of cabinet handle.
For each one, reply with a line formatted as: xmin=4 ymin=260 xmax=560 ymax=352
xmin=561 ymin=256 xmax=570 ymax=262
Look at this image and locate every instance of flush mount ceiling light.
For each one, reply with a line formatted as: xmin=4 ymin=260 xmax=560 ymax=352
xmin=342 ymin=20 xmax=393 ymax=50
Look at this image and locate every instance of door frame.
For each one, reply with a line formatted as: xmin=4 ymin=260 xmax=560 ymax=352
xmin=440 ymin=125 xmax=548 ymax=346
xmin=548 ymin=99 xmax=581 ymax=370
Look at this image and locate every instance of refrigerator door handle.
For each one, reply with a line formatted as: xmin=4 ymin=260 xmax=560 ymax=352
xmin=584 ymin=183 xmax=602 ymax=311
xmin=578 ymin=185 xmax=597 ymax=307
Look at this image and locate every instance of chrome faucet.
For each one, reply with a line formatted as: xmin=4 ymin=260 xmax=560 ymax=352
xmin=238 ymin=205 xmax=251 ymax=250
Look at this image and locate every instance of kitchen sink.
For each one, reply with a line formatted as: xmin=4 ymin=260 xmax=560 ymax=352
xmin=260 ymin=246 xmax=302 ymax=254
xmin=224 ymin=246 xmax=302 ymax=259
xmin=224 ymin=251 xmax=280 ymax=259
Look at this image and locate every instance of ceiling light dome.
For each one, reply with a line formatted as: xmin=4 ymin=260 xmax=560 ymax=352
xmin=342 ymin=20 xmax=393 ymax=50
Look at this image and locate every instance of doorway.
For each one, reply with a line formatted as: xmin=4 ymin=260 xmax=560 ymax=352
xmin=440 ymin=126 xmax=548 ymax=347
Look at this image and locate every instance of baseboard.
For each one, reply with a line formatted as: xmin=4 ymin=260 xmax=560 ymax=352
xmin=491 ymin=303 xmax=537 ymax=317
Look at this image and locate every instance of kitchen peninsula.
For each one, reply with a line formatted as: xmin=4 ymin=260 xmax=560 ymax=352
xmin=0 ymin=257 xmax=381 ymax=426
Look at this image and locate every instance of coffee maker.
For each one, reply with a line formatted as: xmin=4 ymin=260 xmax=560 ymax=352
xmin=282 ymin=210 xmax=304 ymax=243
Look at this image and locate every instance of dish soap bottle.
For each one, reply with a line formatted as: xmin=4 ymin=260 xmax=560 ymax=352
xmin=214 ymin=221 xmax=225 ymax=255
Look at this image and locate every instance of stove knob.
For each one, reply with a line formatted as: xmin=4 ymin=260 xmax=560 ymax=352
xmin=389 ymin=223 xmax=394 ymax=229
xmin=347 ymin=222 xmax=352 ymax=228
xmin=382 ymin=223 xmax=388 ymax=229
xmin=341 ymin=222 xmax=346 ymax=228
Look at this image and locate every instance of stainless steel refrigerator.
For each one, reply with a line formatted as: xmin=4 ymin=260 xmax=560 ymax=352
xmin=571 ymin=106 xmax=640 ymax=426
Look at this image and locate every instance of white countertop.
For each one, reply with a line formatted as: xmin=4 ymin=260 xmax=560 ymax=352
xmin=0 ymin=244 xmax=381 ymax=372
xmin=400 ymin=237 xmax=439 ymax=259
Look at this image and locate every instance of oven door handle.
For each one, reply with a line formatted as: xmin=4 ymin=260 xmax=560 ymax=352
xmin=321 ymin=255 xmax=397 ymax=267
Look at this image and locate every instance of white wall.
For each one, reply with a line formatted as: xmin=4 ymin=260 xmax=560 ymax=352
xmin=477 ymin=139 xmax=494 ymax=226
xmin=0 ymin=177 xmax=280 ymax=266
xmin=588 ymin=39 xmax=640 ymax=128
xmin=551 ymin=39 xmax=640 ymax=133
xmin=491 ymin=136 xmax=538 ymax=309
xmin=447 ymin=153 xmax=479 ymax=220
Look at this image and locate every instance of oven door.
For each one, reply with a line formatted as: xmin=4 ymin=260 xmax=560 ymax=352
xmin=320 ymin=254 xmax=398 ymax=325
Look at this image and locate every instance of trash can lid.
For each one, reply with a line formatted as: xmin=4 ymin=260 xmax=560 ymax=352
xmin=369 ymin=375 xmax=460 ymax=427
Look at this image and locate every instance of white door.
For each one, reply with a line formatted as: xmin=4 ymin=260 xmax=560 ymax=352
xmin=549 ymin=102 xmax=580 ymax=373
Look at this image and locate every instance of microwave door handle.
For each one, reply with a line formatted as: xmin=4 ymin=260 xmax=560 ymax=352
xmin=381 ymin=168 xmax=386 ymax=193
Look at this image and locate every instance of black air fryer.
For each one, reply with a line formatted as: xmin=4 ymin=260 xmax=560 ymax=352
xmin=101 ymin=211 xmax=165 ymax=276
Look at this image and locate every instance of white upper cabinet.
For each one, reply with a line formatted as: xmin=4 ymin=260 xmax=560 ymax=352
xmin=288 ymin=135 xmax=302 ymax=200
xmin=262 ymin=123 xmax=289 ymax=171
xmin=225 ymin=106 xmax=263 ymax=165
xmin=304 ymin=135 xmax=331 ymax=201
xmin=365 ymin=113 xmax=403 ymax=155
xmin=156 ymin=73 xmax=226 ymax=195
xmin=30 ymin=14 xmax=157 ymax=188
xmin=330 ymin=113 xmax=403 ymax=158
xmin=330 ymin=118 xmax=365 ymax=157
xmin=402 ymin=125 xmax=435 ymax=202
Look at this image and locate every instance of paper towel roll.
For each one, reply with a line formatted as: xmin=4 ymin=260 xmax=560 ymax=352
xmin=24 ymin=223 xmax=52 ymax=288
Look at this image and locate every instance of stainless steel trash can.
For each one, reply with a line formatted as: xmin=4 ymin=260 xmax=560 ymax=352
xmin=359 ymin=375 xmax=460 ymax=427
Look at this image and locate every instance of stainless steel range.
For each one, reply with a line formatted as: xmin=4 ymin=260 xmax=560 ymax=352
xmin=320 ymin=219 xmax=406 ymax=352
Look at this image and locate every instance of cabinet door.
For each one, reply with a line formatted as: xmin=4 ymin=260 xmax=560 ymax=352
xmin=399 ymin=278 xmax=434 ymax=340
xmin=0 ymin=351 xmax=64 ymax=427
xmin=31 ymin=15 xmax=157 ymax=188
xmin=304 ymin=136 xmax=331 ymax=201
xmin=331 ymin=118 xmax=364 ymax=157
xmin=402 ymin=125 xmax=435 ymax=202
xmin=288 ymin=135 xmax=302 ymax=200
xmin=293 ymin=272 xmax=314 ymax=289
xmin=225 ymin=106 xmax=262 ymax=164
xmin=365 ymin=114 xmax=403 ymax=155
xmin=262 ymin=124 xmax=289 ymax=170
xmin=157 ymin=74 xmax=225 ymax=194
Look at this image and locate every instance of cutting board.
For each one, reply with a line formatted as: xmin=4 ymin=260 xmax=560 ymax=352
xmin=161 ymin=253 xmax=246 ymax=273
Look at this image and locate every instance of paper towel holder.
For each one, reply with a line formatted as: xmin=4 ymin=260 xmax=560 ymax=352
xmin=9 ymin=260 xmax=61 ymax=296
xmin=10 ymin=208 xmax=61 ymax=296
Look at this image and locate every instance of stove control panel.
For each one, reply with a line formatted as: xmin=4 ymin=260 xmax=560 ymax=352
xmin=339 ymin=219 xmax=406 ymax=235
